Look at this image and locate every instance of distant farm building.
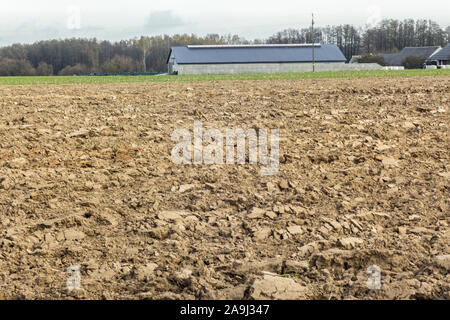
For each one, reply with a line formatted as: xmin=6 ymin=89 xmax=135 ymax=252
xmin=167 ymin=44 xmax=357 ymax=75
xmin=426 ymin=44 xmax=450 ymax=66
xmin=380 ymin=46 xmax=441 ymax=66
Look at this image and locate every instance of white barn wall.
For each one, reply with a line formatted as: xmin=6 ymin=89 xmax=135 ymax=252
xmin=172 ymin=63 xmax=382 ymax=75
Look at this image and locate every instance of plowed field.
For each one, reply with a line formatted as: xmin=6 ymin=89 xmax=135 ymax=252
xmin=0 ymin=76 xmax=448 ymax=299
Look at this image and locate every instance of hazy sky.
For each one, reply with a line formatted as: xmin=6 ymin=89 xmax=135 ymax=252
xmin=0 ymin=0 xmax=448 ymax=46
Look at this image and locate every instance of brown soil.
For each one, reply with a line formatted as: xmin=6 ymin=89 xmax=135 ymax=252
xmin=0 ymin=76 xmax=449 ymax=300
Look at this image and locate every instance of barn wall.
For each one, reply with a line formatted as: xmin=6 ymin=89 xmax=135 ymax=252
xmin=172 ymin=62 xmax=382 ymax=75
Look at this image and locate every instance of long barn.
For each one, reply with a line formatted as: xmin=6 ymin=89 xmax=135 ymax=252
xmin=167 ymin=44 xmax=349 ymax=75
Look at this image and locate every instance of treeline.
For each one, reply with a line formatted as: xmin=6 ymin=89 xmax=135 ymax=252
xmin=0 ymin=34 xmax=242 ymax=76
xmin=0 ymin=19 xmax=448 ymax=76
xmin=267 ymin=19 xmax=449 ymax=61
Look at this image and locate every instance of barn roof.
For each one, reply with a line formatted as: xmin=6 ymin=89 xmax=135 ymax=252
xmin=167 ymin=44 xmax=347 ymax=65
xmin=380 ymin=46 xmax=441 ymax=66
xmin=428 ymin=44 xmax=450 ymax=61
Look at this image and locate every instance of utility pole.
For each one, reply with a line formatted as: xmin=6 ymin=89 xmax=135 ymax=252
xmin=312 ymin=13 xmax=315 ymax=72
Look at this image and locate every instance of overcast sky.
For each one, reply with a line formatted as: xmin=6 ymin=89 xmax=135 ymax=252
xmin=0 ymin=0 xmax=448 ymax=46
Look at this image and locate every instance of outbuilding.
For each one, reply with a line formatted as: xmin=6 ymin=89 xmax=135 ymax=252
xmin=167 ymin=44 xmax=348 ymax=75
xmin=427 ymin=44 xmax=450 ymax=66
xmin=380 ymin=46 xmax=441 ymax=66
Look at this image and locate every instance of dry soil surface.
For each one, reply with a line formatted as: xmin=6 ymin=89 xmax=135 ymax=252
xmin=0 ymin=76 xmax=449 ymax=300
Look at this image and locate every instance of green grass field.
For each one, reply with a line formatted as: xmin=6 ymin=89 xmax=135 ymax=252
xmin=0 ymin=69 xmax=449 ymax=85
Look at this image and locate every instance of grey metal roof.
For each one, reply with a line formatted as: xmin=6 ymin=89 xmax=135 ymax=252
xmin=379 ymin=53 xmax=398 ymax=65
xmin=167 ymin=44 xmax=346 ymax=65
xmin=428 ymin=44 xmax=450 ymax=61
xmin=381 ymin=46 xmax=441 ymax=66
